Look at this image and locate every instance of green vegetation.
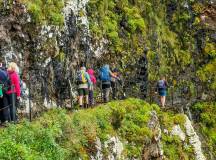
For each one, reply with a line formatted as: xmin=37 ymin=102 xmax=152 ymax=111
xmin=87 ymin=0 xmax=216 ymax=97
xmin=21 ymin=0 xmax=64 ymax=25
xmin=158 ymin=111 xmax=195 ymax=159
xmin=0 ymin=99 xmax=193 ymax=159
xmin=0 ymin=99 xmax=152 ymax=159
xmin=192 ymin=102 xmax=216 ymax=157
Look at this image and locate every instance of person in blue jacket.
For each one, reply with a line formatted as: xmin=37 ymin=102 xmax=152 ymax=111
xmin=0 ymin=62 xmax=10 ymax=124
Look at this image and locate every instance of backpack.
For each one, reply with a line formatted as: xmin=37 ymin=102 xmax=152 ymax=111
xmin=0 ymin=70 xmax=11 ymax=93
xmin=77 ymin=71 xmax=87 ymax=84
xmin=99 ymin=66 xmax=110 ymax=81
xmin=158 ymin=80 xmax=165 ymax=89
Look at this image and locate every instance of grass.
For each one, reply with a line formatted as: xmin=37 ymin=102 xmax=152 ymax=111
xmin=0 ymin=98 xmax=195 ymax=159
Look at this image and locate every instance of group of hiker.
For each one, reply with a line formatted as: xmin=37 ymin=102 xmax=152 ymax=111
xmin=76 ymin=64 xmax=121 ymax=108
xmin=76 ymin=63 xmax=168 ymax=109
xmin=0 ymin=60 xmax=168 ymax=125
xmin=0 ymin=62 xmax=20 ymax=125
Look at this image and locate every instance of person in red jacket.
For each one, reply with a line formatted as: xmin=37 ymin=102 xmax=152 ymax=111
xmin=5 ymin=62 xmax=21 ymax=122
xmin=87 ymin=69 xmax=97 ymax=106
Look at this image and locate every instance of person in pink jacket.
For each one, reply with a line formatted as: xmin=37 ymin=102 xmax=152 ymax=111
xmin=5 ymin=62 xmax=21 ymax=122
xmin=87 ymin=69 xmax=97 ymax=106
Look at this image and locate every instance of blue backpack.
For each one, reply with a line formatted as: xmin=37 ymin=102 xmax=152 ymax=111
xmin=158 ymin=80 xmax=165 ymax=89
xmin=99 ymin=66 xmax=110 ymax=81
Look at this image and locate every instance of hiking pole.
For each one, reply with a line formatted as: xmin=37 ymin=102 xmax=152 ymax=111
xmin=100 ymin=81 xmax=103 ymax=103
xmin=29 ymin=74 xmax=32 ymax=122
xmin=171 ymin=86 xmax=174 ymax=108
xmin=68 ymin=79 xmax=73 ymax=110
xmin=11 ymin=85 xmax=16 ymax=122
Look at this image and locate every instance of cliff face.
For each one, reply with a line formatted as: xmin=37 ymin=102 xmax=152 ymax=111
xmin=87 ymin=0 xmax=216 ymax=98
xmin=0 ymin=0 xmax=215 ymax=159
xmin=0 ymin=0 xmax=215 ymax=100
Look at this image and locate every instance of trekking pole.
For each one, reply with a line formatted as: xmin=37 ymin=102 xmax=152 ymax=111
xmin=11 ymin=85 xmax=16 ymax=122
xmin=149 ymin=86 xmax=152 ymax=104
xmin=68 ymin=79 xmax=73 ymax=110
xmin=100 ymin=81 xmax=103 ymax=103
xmin=29 ymin=75 xmax=32 ymax=122
xmin=171 ymin=86 xmax=174 ymax=107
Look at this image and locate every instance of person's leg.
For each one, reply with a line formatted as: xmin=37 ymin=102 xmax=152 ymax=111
xmin=105 ymin=85 xmax=111 ymax=103
xmin=111 ymin=81 xmax=117 ymax=100
xmin=113 ymin=82 xmax=117 ymax=99
xmin=0 ymin=97 xmax=4 ymax=123
xmin=160 ymin=96 xmax=163 ymax=107
xmin=78 ymin=88 xmax=84 ymax=108
xmin=8 ymin=94 xmax=17 ymax=122
xmin=79 ymin=95 xmax=83 ymax=108
xmin=102 ymin=83 xmax=106 ymax=103
xmin=162 ymin=96 xmax=166 ymax=107
xmin=84 ymin=88 xmax=89 ymax=108
xmin=161 ymin=96 xmax=165 ymax=107
xmin=89 ymin=90 xmax=93 ymax=106
xmin=2 ymin=94 xmax=10 ymax=122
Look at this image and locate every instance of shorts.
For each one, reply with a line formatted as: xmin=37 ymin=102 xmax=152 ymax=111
xmin=159 ymin=89 xmax=166 ymax=96
xmin=102 ymin=83 xmax=111 ymax=89
xmin=78 ymin=88 xmax=88 ymax=96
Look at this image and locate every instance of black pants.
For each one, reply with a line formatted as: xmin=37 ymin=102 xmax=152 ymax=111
xmin=111 ymin=81 xmax=117 ymax=100
xmin=102 ymin=82 xmax=111 ymax=103
xmin=0 ymin=96 xmax=6 ymax=122
xmin=89 ymin=90 xmax=94 ymax=105
xmin=3 ymin=93 xmax=17 ymax=122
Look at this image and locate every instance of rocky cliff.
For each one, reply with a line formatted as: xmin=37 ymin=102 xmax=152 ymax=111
xmin=0 ymin=0 xmax=215 ymax=159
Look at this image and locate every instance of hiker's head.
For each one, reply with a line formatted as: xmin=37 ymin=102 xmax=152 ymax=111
xmin=80 ymin=66 xmax=86 ymax=71
xmin=104 ymin=64 xmax=110 ymax=70
xmin=160 ymin=76 xmax=165 ymax=80
xmin=7 ymin=62 xmax=18 ymax=72
xmin=113 ymin=68 xmax=119 ymax=73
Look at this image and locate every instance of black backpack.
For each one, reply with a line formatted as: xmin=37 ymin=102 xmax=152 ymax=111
xmin=0 ymin=71 xmax=11 ymax=93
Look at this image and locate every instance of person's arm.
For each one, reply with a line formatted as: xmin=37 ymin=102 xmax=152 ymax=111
xmin=109 ymin=71 xmax=117 ymax=78
xmin=85 ymin=73 xmax=92 ymax=86
xmin=13 ymin=73 xmax=21 ymax=98
xmin=165 ymin=80 xmax=169 ymax=88
xmin=92 ymin=76 xmax=97 ymax=84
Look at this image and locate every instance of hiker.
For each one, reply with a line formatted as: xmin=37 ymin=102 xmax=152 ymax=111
xmin=111 ymin=68 xmax=120 ymax=100
xmin=156 ymin=76 xmax=168 ymax=108
xmin=0 ymin=62 xmax=11 ymax=124
xmin=87 ymin=69 xmax=97 ymax=106
xmin=77 ymin=66 xmax=92 ymax=108
xmin=99 ymin=64 xmax=117 ymax=103
xmin=4 ymin=62 xmax=21 ymax=122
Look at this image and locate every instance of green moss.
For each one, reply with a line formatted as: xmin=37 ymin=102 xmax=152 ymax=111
xmin=197 ymin=59 xmax=216 ymax=90
xmin=0 ymin=99 xmax=160 ymax=159
xmin=21 ymin=0 xmax=64 ymax=26
xmin=159 ymin=112 xmax=186 ymax=131
xmin=192 ymin=102 xmax=216 ymax=157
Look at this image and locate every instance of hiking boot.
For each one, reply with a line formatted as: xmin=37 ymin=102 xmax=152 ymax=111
xmin=1 ymin=121 xmax=9 ymax=127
